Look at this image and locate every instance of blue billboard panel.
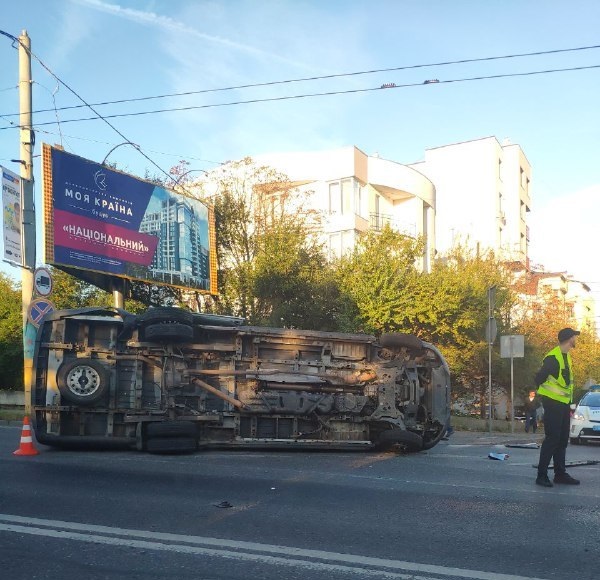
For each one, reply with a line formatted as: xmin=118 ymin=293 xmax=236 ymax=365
xmin=42 ymin=145 xmax=216 ymax=293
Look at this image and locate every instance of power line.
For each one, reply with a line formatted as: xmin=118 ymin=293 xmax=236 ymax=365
xmin=2 ymin=42 xmax=600 ymax=118
xmin=5 ymin=62 xmax=599 ymax=130
xmin=1 ymin=29 xmax=184 ymax=189
xmin=31 ymin=126 xmax=222 ymax=164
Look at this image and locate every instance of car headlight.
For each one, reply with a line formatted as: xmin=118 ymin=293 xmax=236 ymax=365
xmin=572 ymin=412 xmax=585 ymax=421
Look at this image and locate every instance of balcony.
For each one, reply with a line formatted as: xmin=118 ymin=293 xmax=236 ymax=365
xmin=324 ymin=212 xmax=370 ymax=234
xmin=369 ymin=213 xmax=416 ymax=237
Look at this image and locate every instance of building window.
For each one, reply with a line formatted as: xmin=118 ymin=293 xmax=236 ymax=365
xmin=328 ymin=182 xmax=341 ymax=214
xmin=354 ymin=182 xmax=363 ymax=218
xmin=520 ymin=167 xmax=529 ymax=191
xmin=341 ymin=179 xmax=353 ymax=215
xmin=328 ymin=178 xmax=355 ymax=215
xmin=498 ymin=158 xmax=503 ymax=182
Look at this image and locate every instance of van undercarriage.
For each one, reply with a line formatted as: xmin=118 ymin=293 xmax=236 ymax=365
xmin=31 ymin=307 xmax=451 ymax=453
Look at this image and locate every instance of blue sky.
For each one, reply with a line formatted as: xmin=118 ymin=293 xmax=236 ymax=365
xmin=1 ymin=0 xmax=600 ymax=296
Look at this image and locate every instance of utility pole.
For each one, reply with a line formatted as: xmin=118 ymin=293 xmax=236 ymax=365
xmin=486 ymin=286 xmax=497 ymax=434
xmin=19 ymin=30 xmax=36 ymax=415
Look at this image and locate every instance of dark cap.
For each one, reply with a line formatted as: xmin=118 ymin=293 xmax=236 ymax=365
xmin=558 ymin=327 xmax=580 ymax=343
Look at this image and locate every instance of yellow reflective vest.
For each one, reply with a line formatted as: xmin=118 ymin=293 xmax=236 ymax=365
xmin=537 ymin=346 xmax=573 ymax=404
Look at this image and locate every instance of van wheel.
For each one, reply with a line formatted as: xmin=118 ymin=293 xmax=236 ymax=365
xmin=146 ymin=421 xmax=197 ymax=438
xmin=56 ymin=359 xmax=110 ymax=406
xmin=144 ymin=322 xmax=194 ymax=342
xmin=374 ymin=429 xmax=423 ymax=452
xmin=140 ymin=307 xmax=194 ymax=326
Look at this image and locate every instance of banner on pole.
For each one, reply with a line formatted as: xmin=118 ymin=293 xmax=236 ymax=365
xmin=1 ymin=166 xmax=22 ymax=265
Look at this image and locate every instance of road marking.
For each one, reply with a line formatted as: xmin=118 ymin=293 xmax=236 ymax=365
xmin=0 ymin=514 xmax=548 ymax=580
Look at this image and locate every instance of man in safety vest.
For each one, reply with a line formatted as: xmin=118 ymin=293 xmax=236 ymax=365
xmin=535 ymin=327 xmax=581 ymax=487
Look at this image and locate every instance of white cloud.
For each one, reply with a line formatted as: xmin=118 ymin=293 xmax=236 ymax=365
xmin=528 ymin=184 xmax=600 ymax=287
xmin=69 ymin=0 xmax=311 ymax=70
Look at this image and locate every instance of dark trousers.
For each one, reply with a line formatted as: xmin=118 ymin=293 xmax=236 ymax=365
xmin=537 ymin=396 xmax=571 ymax=476
xmin=525 ymin=410 xmax=537 ymax=433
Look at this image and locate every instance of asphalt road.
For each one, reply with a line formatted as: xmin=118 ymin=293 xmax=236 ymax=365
xmin=1 ymin=425 xmax=599 ymax=580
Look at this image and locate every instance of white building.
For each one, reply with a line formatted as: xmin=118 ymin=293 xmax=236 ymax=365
xmin=409 ymin=136 xmax=532 ymax=266
xmin=510 ymin=266 xmax=596 ymax=335
xmin=256 ymin=146 xmax=436 ymax=271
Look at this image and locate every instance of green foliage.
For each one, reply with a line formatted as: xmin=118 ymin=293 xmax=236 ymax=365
xmin=0 ymin=273 xmax=23 ymax=389
xmin=335 ymin=226 xmax=424 ymax=334
xmin=50 ymin=268 xmax=110 ymax=310
xmin=207 ymin=157 xmax=331 ymax=327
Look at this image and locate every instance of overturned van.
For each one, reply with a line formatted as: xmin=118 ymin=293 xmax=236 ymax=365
xmin=31 ymin=307 xmax=451 ymax=453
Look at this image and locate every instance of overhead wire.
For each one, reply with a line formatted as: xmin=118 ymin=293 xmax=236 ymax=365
xmin=1 ymin=42 xmax=600 ymax=118
xmin=4 ymin=62 xmax=599 ymax=130
xmin=32 ymin=126 xmax=222 ymax=164
xmin=33 ymin=81 xmax=68 ymax=149
xmin=0 ymin=28 xmax=189 ymax=189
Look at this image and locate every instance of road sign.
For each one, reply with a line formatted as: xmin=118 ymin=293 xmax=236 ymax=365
xmin=500 ymin=335 xmax=525 ymax=358
xmin=485 ymin=318 xmax=498 ymax=344
xmin=33 ymin=266 xmax=53 ymax=297
xmin=27 ymin=298 xmax=55 ymax=328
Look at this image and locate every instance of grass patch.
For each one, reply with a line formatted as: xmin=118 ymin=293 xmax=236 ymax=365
xmin=0 ymin=408 xmax=25 ymax=421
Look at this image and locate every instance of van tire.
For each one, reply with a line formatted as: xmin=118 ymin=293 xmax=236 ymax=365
xmin=140 ymin=307 xmax=194 ymax=326
xmin=146 ymin=421 xmax=197 ymax=439
xmin=56 ymin=358 xmax=110 ymax=406
xmin=144 ymin=322 xmax=194 ymax=342
xmin=374 ymin=428 xmax=423 ymax=452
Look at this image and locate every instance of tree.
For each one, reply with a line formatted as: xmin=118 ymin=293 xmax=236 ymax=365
xmin=252 ymin=226 xmax=349 ymax=330
xmin=513 ymin=286 xmax=600 ymax=398
xmin=50 ymin=268 xmax=161 ymax=313
xmin=334 ymin=226 xmax=424 ymax=334
xmin=204 ymin=157 xmax=325 ymax=326
xmin=0 ymin=274 xmax=23 ymax=390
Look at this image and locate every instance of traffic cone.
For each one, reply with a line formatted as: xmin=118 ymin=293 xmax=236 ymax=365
xmin=13 ymin=416 xmax=39 ymax=456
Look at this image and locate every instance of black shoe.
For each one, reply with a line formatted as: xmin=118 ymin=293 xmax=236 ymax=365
xmin=554 ymin=472 xmax=580 ymax=485
xmin=536 ymin=475 xmax=553 ymax=487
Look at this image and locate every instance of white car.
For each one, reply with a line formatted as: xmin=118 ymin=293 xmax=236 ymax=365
xmin=570 ymin=388 xmax=600 ymax=444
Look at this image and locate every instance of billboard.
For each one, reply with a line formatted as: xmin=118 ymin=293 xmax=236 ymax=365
xmin=2 ymin=166 xmax=22 ymax=265
xmin=42 ymin=144 xmax=217 ymax=294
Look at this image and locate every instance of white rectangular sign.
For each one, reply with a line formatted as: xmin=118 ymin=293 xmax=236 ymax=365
xmin=2 ymin=166 xmax=22 ymax=265
xmin=500 ymin=334 xmax=525 ymax=358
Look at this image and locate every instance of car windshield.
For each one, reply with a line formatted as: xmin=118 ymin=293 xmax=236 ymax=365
xmin=580 ymin=393 xmax=600 ymax=407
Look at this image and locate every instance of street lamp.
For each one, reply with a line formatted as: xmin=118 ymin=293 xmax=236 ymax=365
xmin=170 ymin=168 xmax=219 ymax=198
xmin=101 ymin=141 xmax=140 ymax=166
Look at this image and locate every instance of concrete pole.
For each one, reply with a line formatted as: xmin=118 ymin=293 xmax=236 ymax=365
xmin=19 ymin=30 xmax=35 ymax=415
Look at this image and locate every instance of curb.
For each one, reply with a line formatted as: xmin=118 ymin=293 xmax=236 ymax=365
xmin=0 ymin=420 xmax=22 ymax=427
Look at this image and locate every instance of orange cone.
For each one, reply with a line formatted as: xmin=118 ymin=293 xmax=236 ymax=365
xmin=13 ymin=416 xmax=39 ymax=456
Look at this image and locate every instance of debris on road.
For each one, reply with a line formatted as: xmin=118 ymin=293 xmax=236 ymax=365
xmin=488 ymin=452 xmax=509 ymax=460
xmin=214 ymin=501 xmax=233 ymax=509
xmin=505 ymin=443 xmax=540 ymax=449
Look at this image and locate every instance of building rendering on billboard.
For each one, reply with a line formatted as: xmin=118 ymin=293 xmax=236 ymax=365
xmin=41 ymin=144 xmax=217 ymax=294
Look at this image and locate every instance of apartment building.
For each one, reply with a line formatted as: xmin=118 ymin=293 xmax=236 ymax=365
xmin=139 ymin=196 xmax=211 ymax=289
xmin=409 ymin=136 xmax=532 ymax=265
xmin=511 ymin=267 xmax=596 ymax=333
xmin=255 ymin=146 xmax=436 ymax=271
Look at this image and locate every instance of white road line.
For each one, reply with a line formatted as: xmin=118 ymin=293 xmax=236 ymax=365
xmin=0 ymin=514 xmax=548 ymax=580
